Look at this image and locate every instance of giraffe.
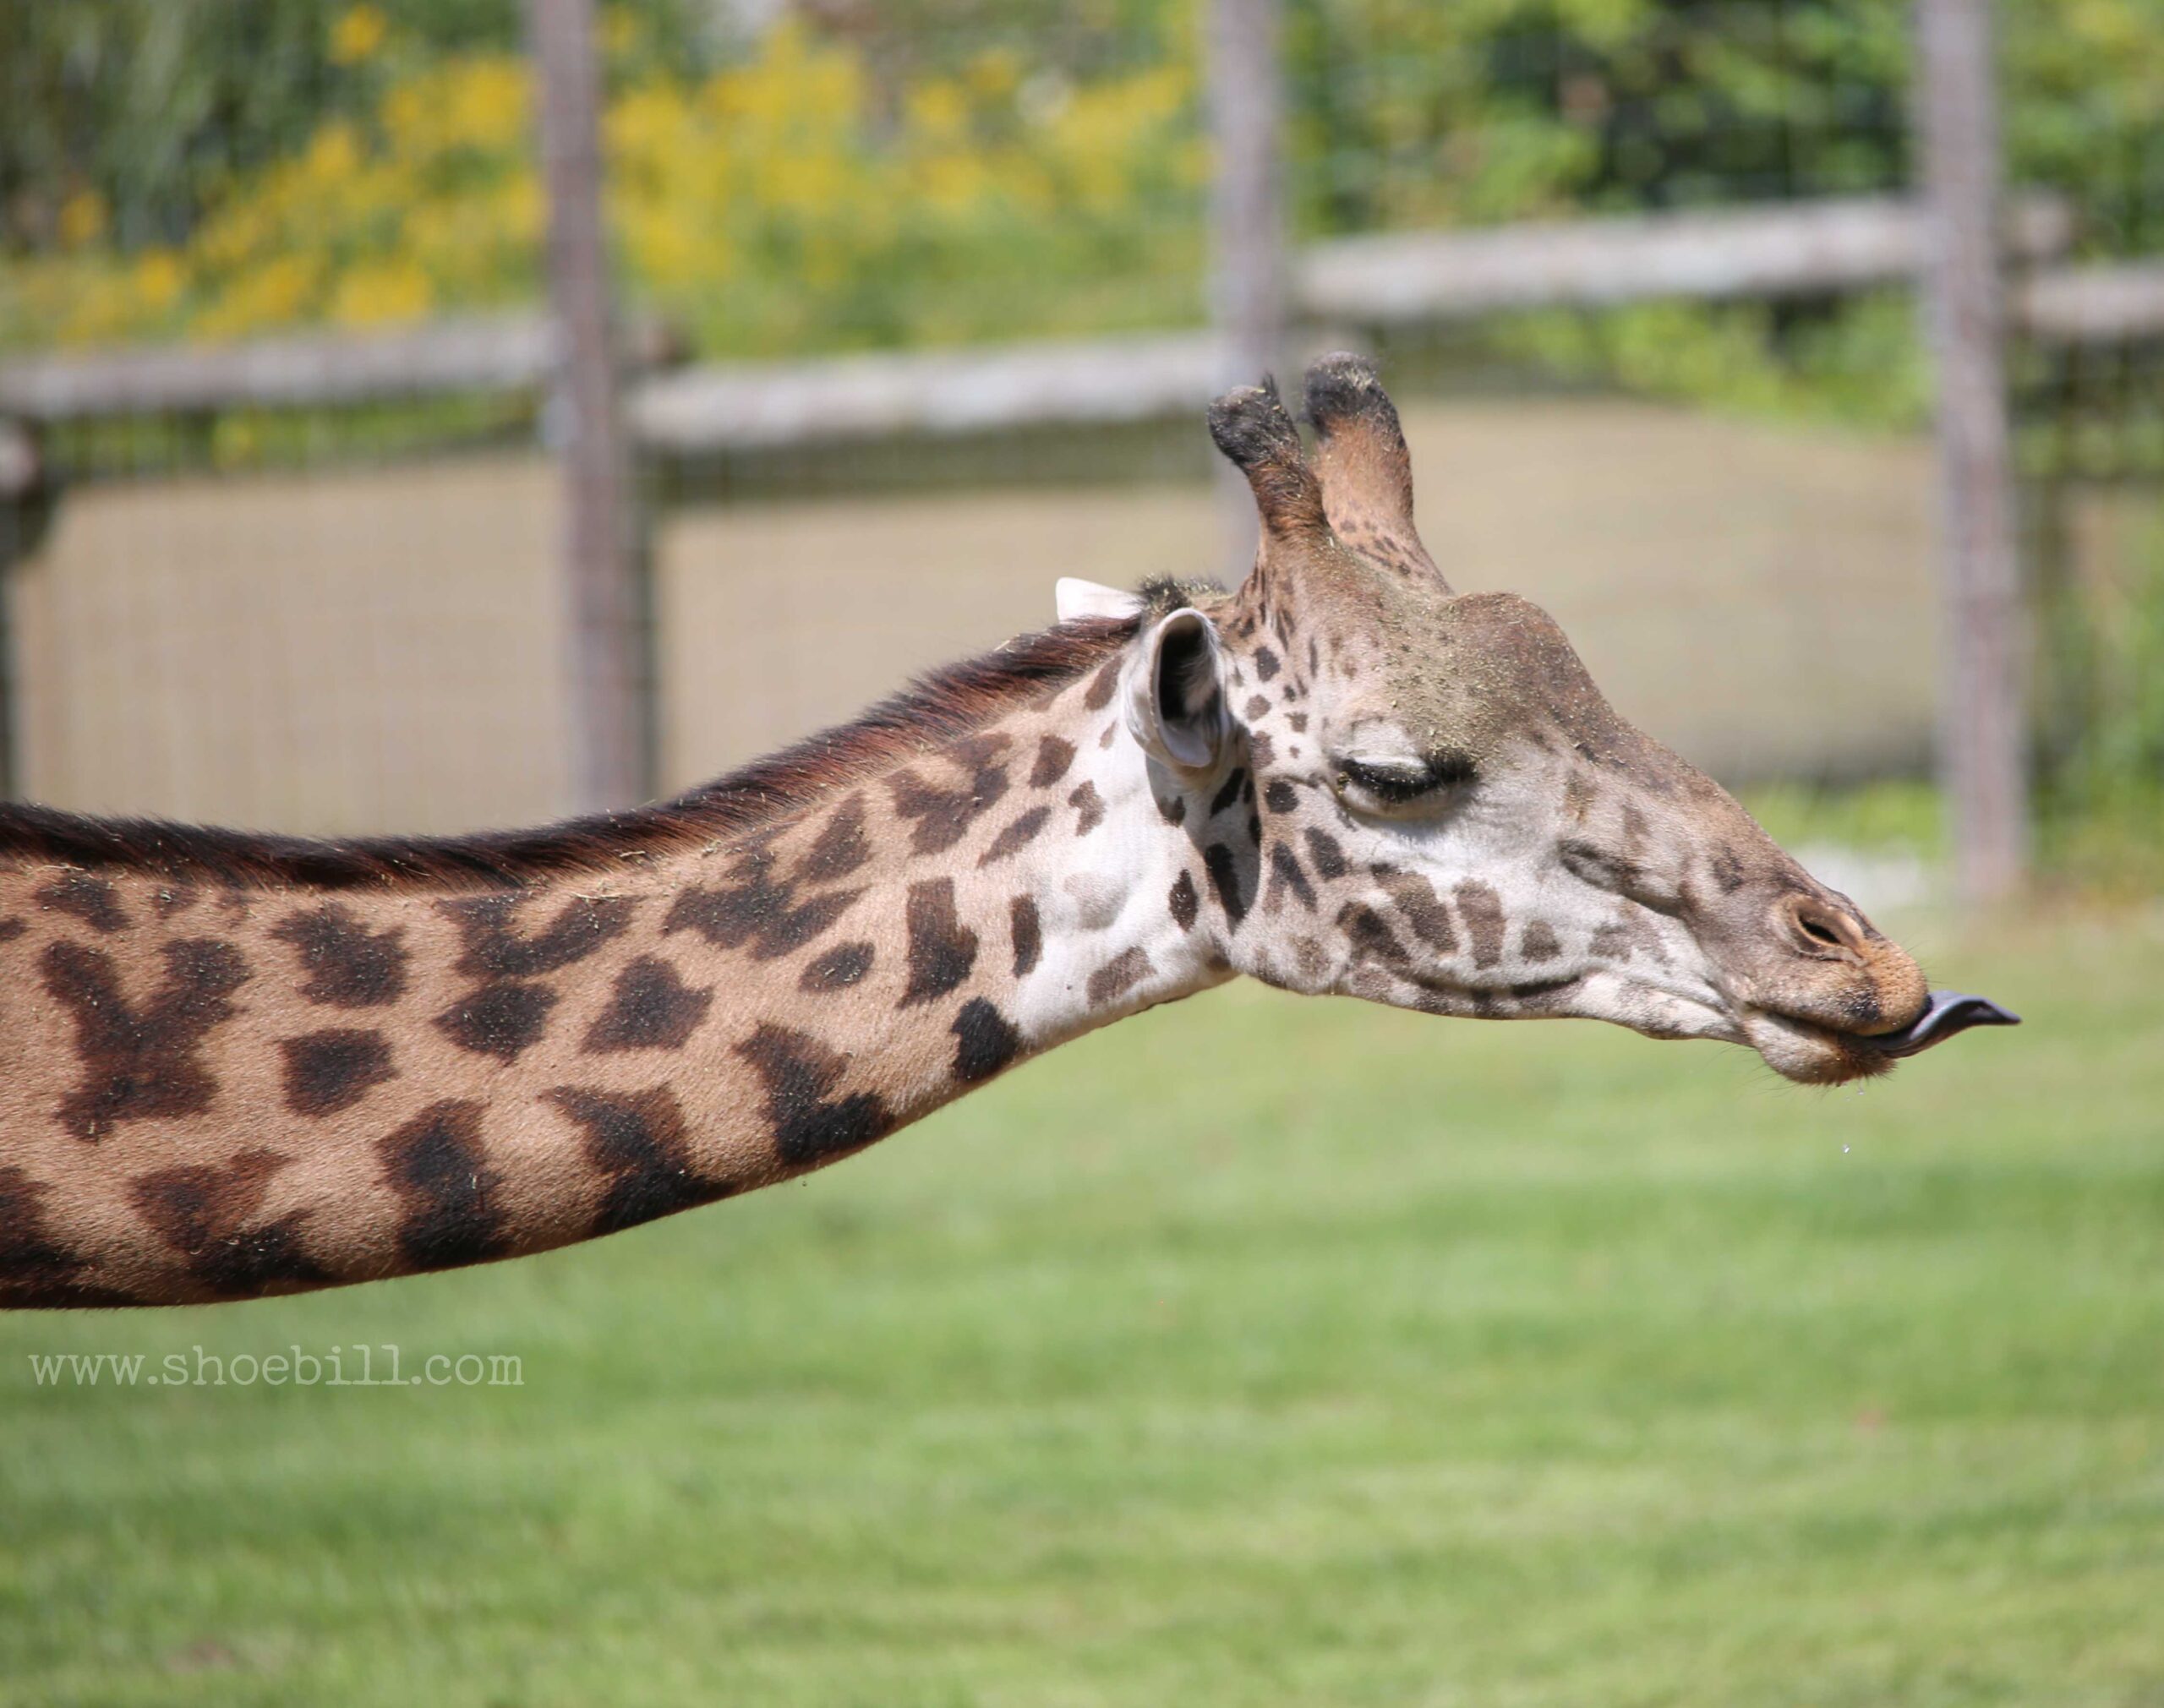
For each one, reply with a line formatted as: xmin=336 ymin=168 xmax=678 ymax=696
xmin=0 ymin=355 xmax=2015 ymax=1309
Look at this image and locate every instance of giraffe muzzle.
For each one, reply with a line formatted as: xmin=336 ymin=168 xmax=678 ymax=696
xmin=1861 ymin=990 xmax=2021 ymax=1059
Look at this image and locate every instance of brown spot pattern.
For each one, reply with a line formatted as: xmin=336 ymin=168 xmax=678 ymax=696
xmin=1453 ymin=881 xmax=1508 ymax=969
xmin=1266 ymin=844 xmax=1317 ymax=913
xmin=280 ymin=1029 xmax=396 ymax=1116
xmin=0 ymin=1165 xmax=115 ymax=1306
xmin=1168 ymin=870 xmax=1199 ymax=931
xmin=584 ymin=955 xmax=713 ymax=1052
xmin=1204 ymin=843 xmax=1252 ymax=926
xmin=1378 ymin=870 xmax=1458 ymax=953
xmin=733 ymin=1024 xmax=893 ymax=1169
xmin=1087 ymin=947 xmax=1153 ymax=1007
xmin=1030 ymin=735 xmax=1076 ymax=788
xmin=1068 ymin=781 xmax=1105 ymax=835
xmin=797 ymin=794 xmax=872 ymax=883
xmin=1521 ymin=920 xmax=1562 ymax=963
xmin=443 ymin=892 xmax=637 ymax=979
xmin=889 ymin=735 xmax=1011 ymax=855
xmin=801 ymin=941 xmax=874 ymax=992
xmin=270 ymin=903 xmax=408 ymax=1007
xmin=42 ymin=937 xmax=249 ymax=1141
xmin=1010 ymin=896 xmax=1042 ymax=977
xmin=547 ymin=1084 xmax=721 ymax=1235
xmin=378 ymin=1101 xmax=506 ymax=1271
xmin=978 ymin=805 xmax=1051 ymax=867
xmin=951 ymin=997 xmax=1023 ymax=1083
xmin=1340 ymin=902 xmax=1410 ymax=971
xmin=434 ymin=981 xmax=558 ymax=1061
xmin=666 ymin=847 xmax=864 ymax=961
xmin=131 ymin=1147 xmax=328 ymax=1296
xmin=901 ymin=878 xmax=978 ymax=1007
xmin=36 ymin=872 xmax=128 ymax=933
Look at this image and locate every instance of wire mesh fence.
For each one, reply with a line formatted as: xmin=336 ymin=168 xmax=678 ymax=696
xmin=0 ymin=0 xmax=2157 ymax=871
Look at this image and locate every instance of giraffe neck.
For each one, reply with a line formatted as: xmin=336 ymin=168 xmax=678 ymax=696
xmin=0 ymin=641 xmax=1232 ymax=1308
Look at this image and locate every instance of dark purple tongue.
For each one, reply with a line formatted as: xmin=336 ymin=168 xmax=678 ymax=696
xmin=1868 ymin=990 xmax=2021 ymax=1058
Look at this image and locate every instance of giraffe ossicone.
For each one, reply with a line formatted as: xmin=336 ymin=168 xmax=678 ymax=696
xmin=0 ymin=355 xmax=2015 ymax=1309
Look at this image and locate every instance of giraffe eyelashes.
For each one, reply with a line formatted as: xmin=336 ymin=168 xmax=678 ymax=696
xmin=1332 ymin=753 xmax=1477 ymax=810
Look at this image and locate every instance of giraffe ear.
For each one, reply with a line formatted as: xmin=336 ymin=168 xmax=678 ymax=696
xmin=1126 ymin=608 xmax=1231 ymax=772
xmin=1056 ymin=577 xmax=1145 ymax=623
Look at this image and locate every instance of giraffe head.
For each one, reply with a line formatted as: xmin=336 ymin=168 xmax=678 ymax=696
xmin=1071 ymin=355 xmax=2015 ymax=1083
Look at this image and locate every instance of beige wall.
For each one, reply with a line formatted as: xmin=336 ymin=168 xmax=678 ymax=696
xmin=654 ymin=484 xmax=1221 ymax=789
xmin=11 ymin=456 xmax=569 ymax=835
xmin=10 ymin=400 xmax=1950 ymax=837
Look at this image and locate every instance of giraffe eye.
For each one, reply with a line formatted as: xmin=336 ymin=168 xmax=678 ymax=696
xmin=1335 ymin=755 xmax=1473 ymax=808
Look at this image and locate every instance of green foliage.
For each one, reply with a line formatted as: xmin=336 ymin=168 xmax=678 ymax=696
xmin=1738 ymin=776 xmax=1945 ymax=859
xmin=0 ymin=1 xmax=602 ymax=253
xmin=0 ymin=7 xmax=1207 ymax=359
xmin=5 ymin=0 xmax=2160 ymax=382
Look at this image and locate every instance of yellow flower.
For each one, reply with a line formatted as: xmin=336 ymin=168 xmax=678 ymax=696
xmin=907 ymin=79 xmax=970 ymax=142
xmin=445 ymin=58 xmax=531 ymax=154
xmin=966 ymin=50 xmax=1021 ymax=101
xmin=330 ymin=4 xmax=389 ymax=66
xmin=57 ymin=189 xmax=108 ymax=249
xmin=131 ymin=249 xmax=186 ymax=312
xmin=301 ymin=121 xmax=363 ymax=187
xmin=196 ymin=254 xmax=323 ymax=340
xmin=330 ymin=257 xmax=434 ymax=328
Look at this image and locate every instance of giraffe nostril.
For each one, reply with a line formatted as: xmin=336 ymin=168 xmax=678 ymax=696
xmin=1784 ymin=895 xmax=1866 ymax=958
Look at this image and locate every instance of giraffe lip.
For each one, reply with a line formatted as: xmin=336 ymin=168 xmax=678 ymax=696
xmin=1859 ymin=990 xmax=2021 ymax=1058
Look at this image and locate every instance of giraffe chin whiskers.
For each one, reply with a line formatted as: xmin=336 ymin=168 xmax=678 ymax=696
xmin=1740 ymin=1009 xmax=1908 ymax=1085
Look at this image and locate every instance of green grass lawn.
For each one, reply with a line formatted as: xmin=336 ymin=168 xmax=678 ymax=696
xmin=3 ymin=905 xmax=2161 ymax=1706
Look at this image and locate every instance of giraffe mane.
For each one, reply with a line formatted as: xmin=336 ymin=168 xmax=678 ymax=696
xmin=0 ymin=614 xmax=1141 ymax=893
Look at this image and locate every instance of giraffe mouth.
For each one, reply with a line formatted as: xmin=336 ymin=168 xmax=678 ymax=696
xmin=1854 ymin=990 xmax=2021 ymax=1058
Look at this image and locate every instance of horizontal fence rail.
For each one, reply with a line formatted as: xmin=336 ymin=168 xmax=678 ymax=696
xmin=0 ymin=314 xmax=679 ymax=425
xmin=1296 ymin=194 xmax=2074 ymax=323
xmin=2015 ymin=259 xmax=2164 ymax=346
xmin=628 ymin=333 xmax=1232 ymax=455
xmin=5 ymin=194 xmax=2158 ymax=481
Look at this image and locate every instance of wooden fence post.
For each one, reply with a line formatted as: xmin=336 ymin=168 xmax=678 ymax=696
xmin=529 ymin=0 xmax=646 ymax=811
xmin=1206 ymin=0 xmax=1288 ymax=574
xmin=1915 ymin=0 xmax=2028 ymax=898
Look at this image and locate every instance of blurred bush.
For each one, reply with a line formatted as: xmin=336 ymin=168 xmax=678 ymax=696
xmin=0 ymin=2 xmax=1206 ymax=357
xmin=5 ymin=0 xmax=2160 ymax=379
